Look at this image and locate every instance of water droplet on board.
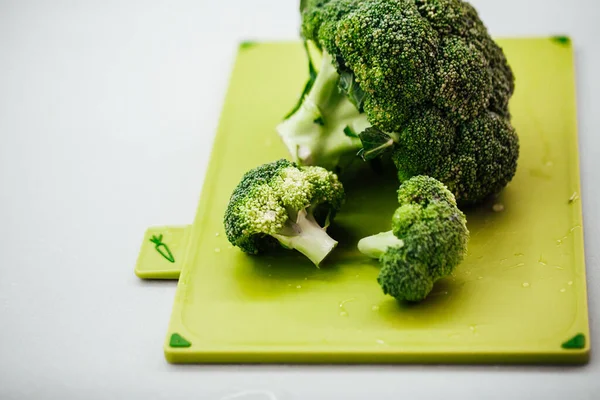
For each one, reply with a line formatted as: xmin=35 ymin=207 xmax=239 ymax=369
xmin=522 ymin=282 xmax=530 ymax=288
xmin=296 ymin=285 xmax=302 ymax=289
xmin=477 ymin=276 xmax=484 ymax=280
xmin=372 ymin=305 xmax=380 ymax=311
xmin=215 ymin=232 xmax=220 ymax=237
xmin=375 ymin=339 xmax=386 ymax=345
xmin=568 ymin=192 xmax=579 ymax=203
xmin=492 ymin=203 xmax=504 ymax=212
xmin=568 ymin=281 xmax=573 ymax=286
xmin=556 ymin=226 xmax=580 ymax=246
xmin=538 ymin=255 xmax=547 ymax=266
xmin=339 ymin=298 xmax=355 ymax=317
xmin=214 ymin=247 xmax=221 ymax=253
xmin=514 ymin=253 xmax=524 ymax=257
xmin=560 ymin=288 xmax=566 ymax=293
xmin=507 ymin=262 xmax=525 ymax=270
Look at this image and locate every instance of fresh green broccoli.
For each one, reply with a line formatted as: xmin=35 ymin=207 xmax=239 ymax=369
xmin=357 ymin=176 xmax=469 ymax=302
xmin=278 ymin=0 xmax=519 ymax=205
xmin=224 ymin=159 xmax=345 ymax=266
xmin=277 ymin=42 xmax=371 ymax=171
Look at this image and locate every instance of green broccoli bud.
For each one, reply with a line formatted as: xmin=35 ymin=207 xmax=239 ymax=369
xmin=357 ymin=176 xmax=469 ymax=302
xmin=414 ymin=109 xmax=520 ymax=205
xmin=224 ymin=159 xmax=345 ymax=266
xmin=433 ymin=36 xmax=493 ymax=121
xmin=378 ymin=247 xmax=435 ymax=302
xmin=335 ymin=0 xmax=439 ymax=130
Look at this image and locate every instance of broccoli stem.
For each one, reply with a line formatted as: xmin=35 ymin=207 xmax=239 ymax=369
xmin=277 ymin=47 xmax=370 ymax=170
xmin=272 ymin=209 xmax=338 ymax=266
xmin=357 ymin=231 xmax=404 ymax=259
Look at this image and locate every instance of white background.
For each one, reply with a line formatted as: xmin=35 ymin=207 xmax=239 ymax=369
xmin=1 ymin=0 xmax=599 ymax=399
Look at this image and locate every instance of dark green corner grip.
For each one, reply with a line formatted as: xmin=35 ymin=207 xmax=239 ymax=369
xmin=551 ymin=36 xmax=571 ymax=46
xmin=561 ymin=333 xmax=586 ymax=350
xmin=239 ymin=41 xmax=257 ymax=50
xmin=170 ymin=333 xmax=191 ymax=348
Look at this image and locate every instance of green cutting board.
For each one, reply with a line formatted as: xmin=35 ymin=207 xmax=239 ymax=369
xmin=135 ymin=38 xmax=590 ymax=364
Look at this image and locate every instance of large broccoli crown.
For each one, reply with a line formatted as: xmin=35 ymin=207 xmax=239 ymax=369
xmin=357 ymin=176 xmax=469 ymax=302
xmin=294 ymin=0 xmax=519 ymax=205
xmin=224 ymin=159 xmax=345 ymax=265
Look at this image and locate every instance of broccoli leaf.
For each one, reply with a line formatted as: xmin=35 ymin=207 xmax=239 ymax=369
xmin=338 ymin=70 xmax=366 ymax=112
xmin=283 ymin=41 xmax=318 ymax=120
xmin=343 ymin=125 xmax=359 ymax=138
xmin=358 ymin=127 xmax=395 ymax=161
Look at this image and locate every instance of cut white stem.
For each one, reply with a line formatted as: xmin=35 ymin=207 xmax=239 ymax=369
xmin=272 ymin=209 xmax=338 ymax=267
xmin=357 ymin=231 xmax=404 ymax=259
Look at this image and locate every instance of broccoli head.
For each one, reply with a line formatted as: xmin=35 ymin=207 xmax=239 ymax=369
xmin=224 ymin=159 xmax=345 ymax=266
xmin=278 ymin=0 xmax=519 ymax=205
xmin=357 ymin=176 xmax=469 ymax=302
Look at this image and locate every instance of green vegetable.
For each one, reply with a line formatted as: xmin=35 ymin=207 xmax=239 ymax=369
xmin=278 ymin=0 xmax=519 ymax=205
xmin=224 ymin=159 xmax=345 ymax=266
xmin=357 ymin=176 xmax=469 ymax=302
xmin=277 ymin=47 xmax=370 ymax=171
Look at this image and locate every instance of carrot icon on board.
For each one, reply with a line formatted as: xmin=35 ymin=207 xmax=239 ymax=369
xmin=150 ymin=234 xmax=175 ymax=263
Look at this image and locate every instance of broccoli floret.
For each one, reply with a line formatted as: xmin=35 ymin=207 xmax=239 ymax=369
xmin=224 ymin=159 xmax=345 ymax=266
xmin=357 ymin=176 xmax=469 ymax=302
xmin=391 ymin=109 xmax=519 ymax=204
xmin=279 ymin=0 xmax=519 ymax=205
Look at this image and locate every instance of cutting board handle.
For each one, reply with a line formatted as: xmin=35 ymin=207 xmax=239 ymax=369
xmin=134 ymin=225 xmax=191 ymax=279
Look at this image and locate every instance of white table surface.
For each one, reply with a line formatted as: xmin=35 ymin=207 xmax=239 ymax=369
xmin=1 ymin=1 xmax=598 ymax=399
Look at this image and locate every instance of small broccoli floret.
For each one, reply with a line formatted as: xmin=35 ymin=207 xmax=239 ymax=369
xmin=224 ymin=159 xmax=345 ymax=266
xmin=280 ymin=0 xmax=519 ymax=205
xmin=357 ymin=176 xmax=469 ymax=302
